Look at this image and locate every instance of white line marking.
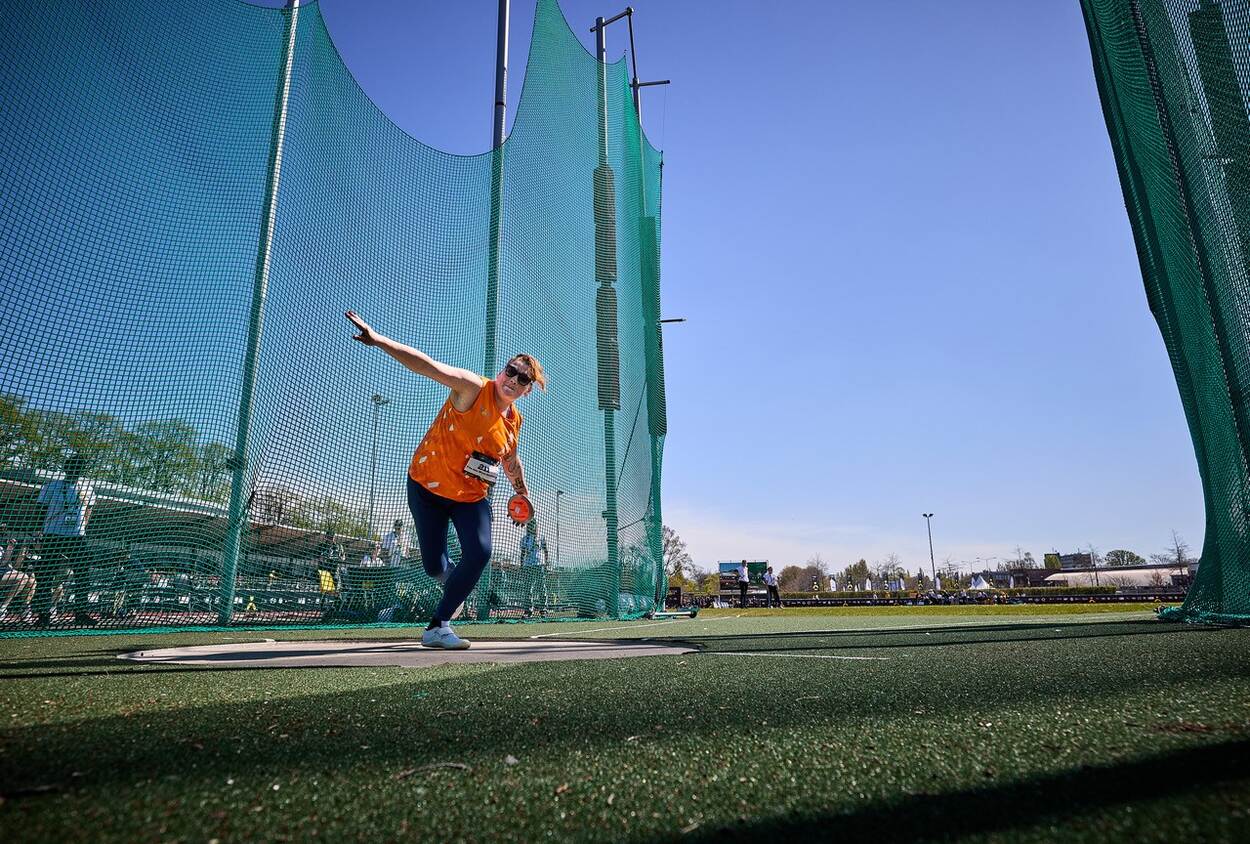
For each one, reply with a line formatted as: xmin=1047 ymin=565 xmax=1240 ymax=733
xmin=530 ymin=620 xmax=683 ymax=638
xmin=527 ymin=611 xmax=1134 ymax=641
xmin=705 ymin=651 xmax=891 ymax=661
xmin=778 ymin=614 xmax=1148 ymax=636
xmin=527 ymin=614 xmax=738 ymax=639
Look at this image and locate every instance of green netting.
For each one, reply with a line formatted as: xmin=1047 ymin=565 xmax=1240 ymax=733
xmin=1081 ymin=0 xmax=1250 ymax=624
xmin=0 ymin=0 xmax=666 ymax=632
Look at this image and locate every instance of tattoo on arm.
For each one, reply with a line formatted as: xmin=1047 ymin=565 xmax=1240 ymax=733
xmin=503 ymin=451 xmax=528 ymax=496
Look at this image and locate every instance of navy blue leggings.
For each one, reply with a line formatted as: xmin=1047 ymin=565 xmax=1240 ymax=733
xmin=407 ymin=476 xmax=493 ymax=622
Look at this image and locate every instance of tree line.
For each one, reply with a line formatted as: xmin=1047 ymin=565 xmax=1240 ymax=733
xmin=1 ymin=394 xmax=233 ymax=501
xmin=1 ymin=394 xmax=368 ymax=537
xmin=662 ymin=522 xmax=1197 ymax=594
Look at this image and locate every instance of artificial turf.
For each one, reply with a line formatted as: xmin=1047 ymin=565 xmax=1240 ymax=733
xmin=1 ymin=606 xmax=1247 ymax=843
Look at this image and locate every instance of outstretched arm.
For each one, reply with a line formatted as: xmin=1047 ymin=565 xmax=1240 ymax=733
xmin=345 ymin=311 xmax=481 ymax=404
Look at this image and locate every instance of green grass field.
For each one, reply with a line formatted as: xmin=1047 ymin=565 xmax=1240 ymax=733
xmin=2 ymin=604 xmax=1248 ymax=843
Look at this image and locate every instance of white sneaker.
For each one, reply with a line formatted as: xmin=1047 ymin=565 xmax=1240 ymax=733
xmin=422 ymin=626 xmax=470 ymax=650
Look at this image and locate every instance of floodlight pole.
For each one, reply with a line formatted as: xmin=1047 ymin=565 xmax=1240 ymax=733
xmin=219 ymin=0 xmax=299 ymax=624
xmin=923 ymin=513 xmax=936 ymax=588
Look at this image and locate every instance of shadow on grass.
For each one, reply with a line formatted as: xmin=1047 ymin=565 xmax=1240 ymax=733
xmin=3 ymin=625 xmax=1250 ymax=802
xmin=675 ymin=737 xmax=1250 ymax=843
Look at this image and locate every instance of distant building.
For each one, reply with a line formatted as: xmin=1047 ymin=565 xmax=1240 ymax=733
xmin=1044 ymin=564 xmax=1191 ymax=588
xmin=1042 ymin=552 xmax=1095 ymax=570
xmin=1007 ymin=568 xmax=1052 ymax=588
xmin=1058 ymin=553 xmax=1093 ymax=570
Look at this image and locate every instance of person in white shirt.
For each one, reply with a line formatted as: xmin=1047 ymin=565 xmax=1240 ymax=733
xmin=360 ymin=540 xmax=385 ymax=568
xmin=380 ymin=519 xmax=409 ymax=565
xmin=737 ymin=560 xmax=749 ymax=609
xmin=519 ymin=519 xmax=549 ymax=615
xmin=35 ymin=454 xmax=97 ymax=626
xmin=763 ymin=565 xmax=782 ymax=608
xmin=0 ymin=531 xmax=37 ymax=623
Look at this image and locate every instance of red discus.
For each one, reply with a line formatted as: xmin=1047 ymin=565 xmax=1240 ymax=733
xmin=507 ymin=494 xmax=533 ymax=524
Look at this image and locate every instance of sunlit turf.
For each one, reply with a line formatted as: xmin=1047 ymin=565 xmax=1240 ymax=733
xmin=1 ymin=606 xmax=1246 ymax=843
xmin=696 ymin=601 xmax=1172 ymax=617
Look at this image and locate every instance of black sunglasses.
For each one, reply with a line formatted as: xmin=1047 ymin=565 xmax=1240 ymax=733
xmin=504 ymin=363 xmax=533 ymax=386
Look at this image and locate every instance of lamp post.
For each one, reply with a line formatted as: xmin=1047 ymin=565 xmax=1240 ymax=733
xmin=923 ymin=513 xmax=936 ymax=588
xmin=368 ymin=392 xmax=390 ymax=538
xmin=555 ymin=489 xmax=564 ymax=565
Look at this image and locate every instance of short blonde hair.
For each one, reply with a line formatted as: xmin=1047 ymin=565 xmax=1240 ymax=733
xmin=509 ymin=353 xmax=547 ymax=391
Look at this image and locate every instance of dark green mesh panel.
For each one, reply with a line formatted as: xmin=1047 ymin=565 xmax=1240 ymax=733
xmin=0 ymin=0 xmax=666 ymax=632
xmin=1081 ymin=0 xmax=1250 ymax=624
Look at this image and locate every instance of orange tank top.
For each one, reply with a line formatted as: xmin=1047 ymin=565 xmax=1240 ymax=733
xmin=408 ymin=377 xmax=523 ymax=502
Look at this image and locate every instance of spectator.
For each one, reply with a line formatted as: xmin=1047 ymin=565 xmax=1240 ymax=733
xmin=380 ymin=519 xmax=410 ymax=565
xmin=318 ymin=531 xmax=345 ymax=574
xmin=360 ymin=540 xmax=385 ymax=567
xmin=519 ymin=519 xmax=549 ymax=616
xmin=35 ymin=454 xmax=97 ymax=626
xmin=763 ymin=565 xmax=782 ymax=608
xmin=737 ymin=560 xmax=749 ymax=609
xmin=1 ymin=532 xmax=36 ymax=623
xmin=110 ymin=547 xmax=148 ymax=619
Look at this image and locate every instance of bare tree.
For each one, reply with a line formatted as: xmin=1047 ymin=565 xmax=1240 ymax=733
xmin=662 ymin=525 xmax=693 ymax=580
xmin=1149 ymin=531 xmax=1192 ymax=579
xmin=1086 ymin=543 xmax=1102 ymax=587
xmin=1002 ymin=546 xmax=1037 ymax=569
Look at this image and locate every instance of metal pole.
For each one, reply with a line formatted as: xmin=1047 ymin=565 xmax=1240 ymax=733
xmin=593 ymin=7 xmax=668 ymax=615
xmin=493 ymin=0 xmax=509 ymax=149
xmin=556 ymin=490 xmax=563 ymax=565
xmin=625 ymin=8 xmax=640 ymax=122
xmin=596 ymin=18 xmax=608 ymax=162
xmin=370 ymin=403 xmax=377 ymax=538
xmin=368 ymin=393 xmax=388 ymax=538
xmin=484 ymin=0 xmax=509 ymax=377
xmin=472 ymin=0 xmax=510 ymax=621
xmin=219 ymin=0 xmax=299 ymax=624
xmin=593 ymin=15 xmax=621 ymax=617
xmin=923 ymin=513 xmax=936 ymax=588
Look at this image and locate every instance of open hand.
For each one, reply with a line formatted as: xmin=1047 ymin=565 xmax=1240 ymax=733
xmin=345 ymin=310 xmax=380 ymax=346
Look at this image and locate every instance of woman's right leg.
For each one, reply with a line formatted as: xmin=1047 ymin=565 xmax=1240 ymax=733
xmin=434 ymin=496 xmax=493 ymax=622
xmin=407 ymin=478 xmax=452 ymax=581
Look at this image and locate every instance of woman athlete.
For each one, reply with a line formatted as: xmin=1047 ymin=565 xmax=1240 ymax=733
xmin=346 ymin=310 xmax=545 ymax=648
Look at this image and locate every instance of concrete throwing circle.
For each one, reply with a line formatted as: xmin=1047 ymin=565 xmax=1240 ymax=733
xmin=118 ymin=639 xmax=694 ymax=669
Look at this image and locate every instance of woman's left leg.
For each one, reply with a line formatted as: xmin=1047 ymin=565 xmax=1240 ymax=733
xmin=434 ymin=497 xmax=493 ymax=621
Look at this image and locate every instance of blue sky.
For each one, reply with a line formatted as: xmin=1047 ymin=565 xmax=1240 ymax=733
xmin=282 ymin=0 xmax=1204 ymax=573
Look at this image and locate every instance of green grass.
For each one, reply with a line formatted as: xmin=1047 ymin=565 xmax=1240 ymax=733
xmin=1 ymin=606 xmax=1247 ymax=843
xmin=696 ymin=602 xmax=1171 ymax=618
